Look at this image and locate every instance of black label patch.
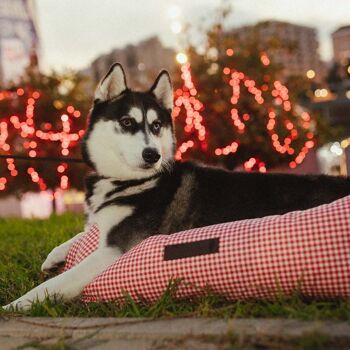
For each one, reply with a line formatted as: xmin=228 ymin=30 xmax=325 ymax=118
xmin=164 ymin=238 xmax=219 ymax=261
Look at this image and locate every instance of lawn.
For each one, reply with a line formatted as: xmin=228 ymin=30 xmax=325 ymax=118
xmin=0 ymin=213 xmax=349 ymax=319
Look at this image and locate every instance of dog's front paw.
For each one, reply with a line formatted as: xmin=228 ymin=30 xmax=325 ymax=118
xmin=41 ymin=246 xmax=67 ymax=273
xmin=3 ymin=298 xmax=32 ymax=312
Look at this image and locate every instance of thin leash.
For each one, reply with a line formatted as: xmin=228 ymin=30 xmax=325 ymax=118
xmin=0 ymin=155 xmax=85 ymax=163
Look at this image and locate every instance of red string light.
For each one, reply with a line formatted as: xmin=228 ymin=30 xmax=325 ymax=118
xmin=0 ymin=89 xmax=85 ymax=192
xmin=175 ymin=51 xmax=316 ymax=172
xmin=173 ymin=63 xmax=207 ymax=160
xmin=1 ymin=52 xmax=317 ymax=194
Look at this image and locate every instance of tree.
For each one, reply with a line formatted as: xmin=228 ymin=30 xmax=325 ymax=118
xmin=0 ymin=68 xmax=91 ymax=197
xmin=173 ymin=14 xmax=318 ymax=172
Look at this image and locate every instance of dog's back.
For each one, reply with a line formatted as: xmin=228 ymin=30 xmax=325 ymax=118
xmin=105 ymin=161 xmax=350 ymax=251
xmin=183 ymin=162 xmax=350 ymax=223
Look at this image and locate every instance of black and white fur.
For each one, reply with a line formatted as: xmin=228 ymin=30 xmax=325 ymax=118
xmin=5 ymin=63 xmax=350 ymax=311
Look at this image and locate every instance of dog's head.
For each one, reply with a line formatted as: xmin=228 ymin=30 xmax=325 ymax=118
xmin=82 ymin=63 xmax=175 ymax=179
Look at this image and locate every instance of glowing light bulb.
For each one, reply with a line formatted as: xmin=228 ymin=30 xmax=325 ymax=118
xmin=176 ymin=52 xmax=188 ymax=64
xmin=226 ymin=49 xmax=234 ymax=57
xmin=171 ymin=21 xmax=182 ymax=34
xmin=306 ymin=69 xmax=316 ymax=79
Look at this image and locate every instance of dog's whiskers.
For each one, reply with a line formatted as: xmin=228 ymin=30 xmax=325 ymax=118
xmin=159 ymin=160 xmax=173 ymax=175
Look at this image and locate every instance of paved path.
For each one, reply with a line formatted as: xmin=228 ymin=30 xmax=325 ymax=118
xmin=0 ymin=317 xmax=350 ymax=349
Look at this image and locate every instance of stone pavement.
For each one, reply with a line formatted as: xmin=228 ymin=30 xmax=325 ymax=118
xmin=0 ymin=317 xmax=350 ymax=350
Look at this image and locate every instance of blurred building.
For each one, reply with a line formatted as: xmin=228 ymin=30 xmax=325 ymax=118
xmin=231 ymin=20 xmax=324 ymax=82
xmin=332 ymin=25 xmax=350 ymax=66
xmin=89 ymin=36 xmax=176 ymax=90
xmin=0 ymin=0 xmax=40 ymax=85
xmin=311 ymin=25 xmax=350 ymax=137
xmin=311 ymin=84 xmax=350 ymax=136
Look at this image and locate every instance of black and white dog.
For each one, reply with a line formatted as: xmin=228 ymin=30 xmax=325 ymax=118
xmin=5 ymin=63 xmax=350 ymax=310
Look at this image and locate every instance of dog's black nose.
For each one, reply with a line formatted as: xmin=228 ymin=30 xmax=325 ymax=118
xmin=142 ymin=148 xmax=161 ymax=164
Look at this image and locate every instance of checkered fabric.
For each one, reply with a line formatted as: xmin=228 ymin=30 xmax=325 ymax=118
xmin=64 ymin=196 xmax=350 ymax=302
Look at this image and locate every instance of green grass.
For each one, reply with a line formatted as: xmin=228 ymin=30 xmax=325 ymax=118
xmin=0 ymin=214 xmax=349 ymax=319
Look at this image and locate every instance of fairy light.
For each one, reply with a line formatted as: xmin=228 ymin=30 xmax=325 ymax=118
xmin=176 ymin=52 xmax=188 ymax=64
xmin=226 ymin=48 xmax=234 ymax=57
xmin=173 ymin=63 xmax=207 ymax=160
xmin=60 ymin=175 xmax=68 ymax=190
xmin=306 ymin=69 xmax=316 ymax=79
xmin=1 ymin=48 xmax=317 ymax=193
xmin=0 ymin=88 xmax=84 ymax=191
xmin=171 ymin=21 xmax=182 ymax=34
xmin=260 ymin=52 xmax=270 ymax=66
xmin=16 ymin=88 xmax=24 ymax=96
xmin=215 ymin=142 xmax=239 ymax=156
xmin=175 ymin=50 xmax=316 ymax=171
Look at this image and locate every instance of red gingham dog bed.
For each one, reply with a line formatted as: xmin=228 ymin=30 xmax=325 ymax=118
xmin=64 ymin=196 xmax=350 ymax=302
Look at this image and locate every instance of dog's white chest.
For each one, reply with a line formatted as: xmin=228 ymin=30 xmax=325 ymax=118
xmin=86 ymin=179 xmax=133 ymax=241
xmin=88 ymin=178 xmax=115 ymax=213
xmin=86 ymin=176 xmax=160 ymax=245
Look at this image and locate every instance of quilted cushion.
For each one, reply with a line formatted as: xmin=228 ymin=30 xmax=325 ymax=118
xmin=64 ymin=195 xmax=350 ymax=302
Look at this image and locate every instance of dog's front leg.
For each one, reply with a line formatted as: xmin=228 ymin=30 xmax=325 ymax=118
xmin=4 ymin=205 xmax=133 ymax=311
xmin=4 ymin=246 xmax=119 ymax=311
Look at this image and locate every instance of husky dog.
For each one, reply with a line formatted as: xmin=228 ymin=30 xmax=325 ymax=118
xmin=5 ymin=63 xmax=350 ymax=311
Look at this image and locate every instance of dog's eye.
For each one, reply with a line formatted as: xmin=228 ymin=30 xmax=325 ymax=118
xmin=120 ymin=117 xmax=134 ymax=128
xmin=152 ymin=120 xmax=162 ymax=132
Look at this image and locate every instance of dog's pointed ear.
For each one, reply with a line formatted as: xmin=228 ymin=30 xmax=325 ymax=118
xmin=150 ymin=70 xmax=173 ymax=111
xmin=94 ymin=63 xmax=127 ymax=102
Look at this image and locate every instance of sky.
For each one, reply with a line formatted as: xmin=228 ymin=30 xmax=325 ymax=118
xmin=36 ymin=0 xmax=350 ymax=72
